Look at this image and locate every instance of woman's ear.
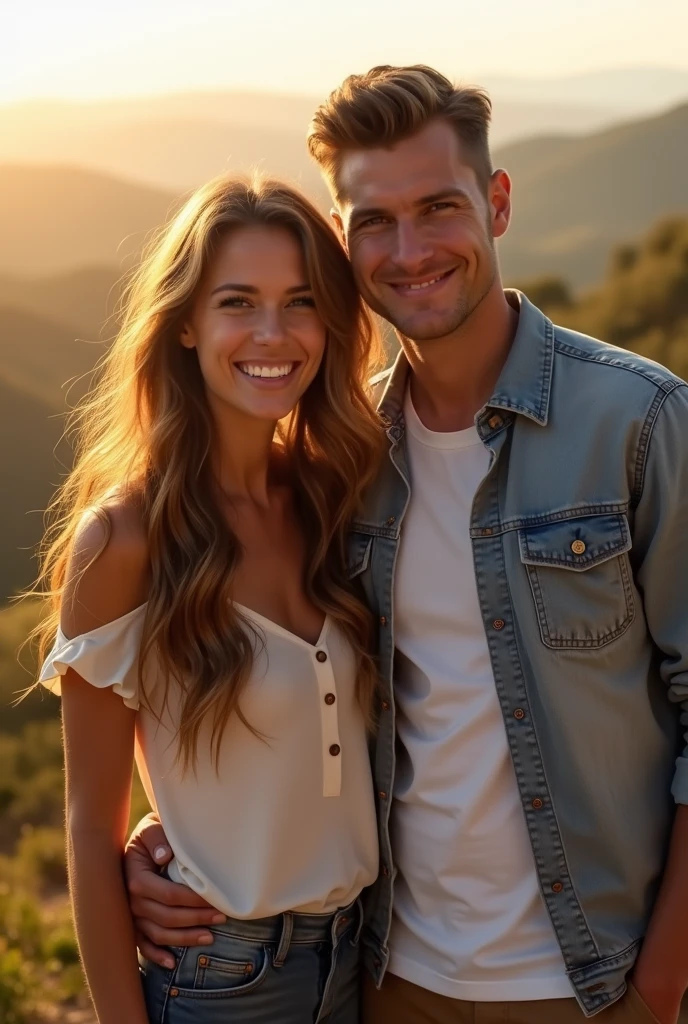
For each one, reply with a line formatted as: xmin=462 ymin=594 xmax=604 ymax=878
xmin=180 ymin=323 xmax=196 ymax=349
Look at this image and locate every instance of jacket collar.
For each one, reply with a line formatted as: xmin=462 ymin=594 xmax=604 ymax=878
xmin=375 ymin=290 xmax=555 ymax=429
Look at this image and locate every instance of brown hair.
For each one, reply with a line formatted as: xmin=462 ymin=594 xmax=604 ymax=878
xmin=307 ymin=64 xmax=493 ymax=200
xmin=31 ymin=175 xmax=385 ymax=772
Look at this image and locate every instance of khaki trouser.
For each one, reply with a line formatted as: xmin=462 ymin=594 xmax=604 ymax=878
xmin=363 ymin=970 xmax=688 ymax=1024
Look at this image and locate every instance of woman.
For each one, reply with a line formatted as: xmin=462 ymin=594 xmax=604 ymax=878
xmin=35 ymin=175 xmax=385 ymax=1024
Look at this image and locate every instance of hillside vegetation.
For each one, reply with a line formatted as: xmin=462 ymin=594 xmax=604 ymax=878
xmin=513 ymin=216 xmax=688 ymax=381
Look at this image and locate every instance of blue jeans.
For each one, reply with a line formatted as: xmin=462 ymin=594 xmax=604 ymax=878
xmin=140 ymin=898 xmax=363 ymax=1023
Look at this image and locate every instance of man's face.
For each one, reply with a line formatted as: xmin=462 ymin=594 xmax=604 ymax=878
xmin=334 ymin=119 xmax=511 ymax=342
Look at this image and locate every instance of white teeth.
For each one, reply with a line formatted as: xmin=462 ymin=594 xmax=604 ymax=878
xmin=408 ymin=275 xmax=442 ymax=290
xmin=239 ymin=363 xmax=294 ymax=379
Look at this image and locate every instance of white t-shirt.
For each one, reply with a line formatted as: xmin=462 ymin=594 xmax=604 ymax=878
xmin=40 ymin=603 xmax=378 ymax=919
xmin=387 ymin=389 xmax=571 ymax=1001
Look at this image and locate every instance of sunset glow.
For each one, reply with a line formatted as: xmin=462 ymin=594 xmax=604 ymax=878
xmin=3 ymin=0 xmax=688 ymax=103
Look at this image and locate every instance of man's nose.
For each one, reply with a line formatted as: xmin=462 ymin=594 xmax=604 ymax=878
xmin=392 ymin=222 xmax=434 ymax=273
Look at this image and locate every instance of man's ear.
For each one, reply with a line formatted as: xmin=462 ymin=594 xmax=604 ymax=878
xmin=330 ymin=209 xmax=348 ymax=254
xmin=489 ymin=168 xmax=512 ymax=241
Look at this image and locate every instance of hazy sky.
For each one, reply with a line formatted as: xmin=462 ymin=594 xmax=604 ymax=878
xmin=3 ymin=0 xmax=687 ymax=102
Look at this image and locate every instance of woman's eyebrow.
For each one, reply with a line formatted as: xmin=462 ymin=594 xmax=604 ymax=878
xmin=211 ymin=283 xmax=257 ymax=296
xmin=210 ymin=283 xmax=311 ymax=296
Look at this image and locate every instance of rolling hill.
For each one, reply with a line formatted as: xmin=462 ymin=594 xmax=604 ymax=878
xmin=0 ymin=266 xmax=121 ymax=338
xmin=0 ymin=374 xmax=67 ymax=601
xmin=496 ymin=102 xmax=688 ymax=287
xmin=0 ymin=166 xmax=177 ymax=276
xmin=0 ymin=306 xmax=106 ymax=408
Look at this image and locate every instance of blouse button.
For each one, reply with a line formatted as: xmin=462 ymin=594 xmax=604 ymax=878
xmin=324 ymin=693 xmax=336 ymax=706
xmin=329 ymin=744 xmax=341 ymax=756
xmin=316 ymin=650 xmax=328 ymax=663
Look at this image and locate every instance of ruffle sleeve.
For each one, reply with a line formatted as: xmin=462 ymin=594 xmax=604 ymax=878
xmin=38 ymin=604 xmax=147 ymax=710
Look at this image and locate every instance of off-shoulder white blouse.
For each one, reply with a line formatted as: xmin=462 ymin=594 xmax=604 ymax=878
xmin=40 ymin=603 xmax=378 ymax=918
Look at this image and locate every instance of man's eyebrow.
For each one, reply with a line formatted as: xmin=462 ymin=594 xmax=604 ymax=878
xmin=415 ymin=188 xmax=472 ymax=206
xmin=210 ymin=283 xmax=311 ymax=296
xmin=349 ymin=188 xmax=472 ymax=226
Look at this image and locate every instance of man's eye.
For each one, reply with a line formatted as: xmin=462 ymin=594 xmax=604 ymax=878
xmin=359 ymin=216 xmax=387 ymax=228
xmin=429 ymin=202 xmax=455 ymax=212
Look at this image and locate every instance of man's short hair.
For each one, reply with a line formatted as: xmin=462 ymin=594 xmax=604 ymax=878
xmin=307 ymin=64 xmax=493 ymax=201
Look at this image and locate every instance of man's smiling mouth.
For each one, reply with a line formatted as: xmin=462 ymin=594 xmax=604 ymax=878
xmin=386 ymin=268 xmax=456 ymax=297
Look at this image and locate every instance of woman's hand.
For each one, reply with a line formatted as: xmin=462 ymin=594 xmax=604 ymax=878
xmin=124 ymin=815 xmax=227 ymax=968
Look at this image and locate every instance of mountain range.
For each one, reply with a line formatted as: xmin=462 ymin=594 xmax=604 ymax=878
xmin=1 ymin=100 xmax=686 ymax=286
xmin=5 ymin=68 xmax=688 ymax=195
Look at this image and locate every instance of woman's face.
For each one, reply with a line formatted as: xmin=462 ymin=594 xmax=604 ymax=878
xmin=181 ymin=224 xmax=327 ymax=424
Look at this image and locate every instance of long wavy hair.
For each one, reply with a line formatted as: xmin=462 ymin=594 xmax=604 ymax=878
xmin=32 ymin=175 xmax=385 ymax=771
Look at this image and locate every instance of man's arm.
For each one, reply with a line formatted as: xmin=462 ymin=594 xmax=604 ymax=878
xmin=124 ymin=815 xmax=227 ymax=968
xmin=633 ymin=806 xmax=688 ymax=1021
xmin=629 ymin=384 xmax=688 ymax=1024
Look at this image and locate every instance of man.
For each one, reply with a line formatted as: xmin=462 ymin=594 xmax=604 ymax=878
xmin=124 ymin=66 xmax=688 ymax=1022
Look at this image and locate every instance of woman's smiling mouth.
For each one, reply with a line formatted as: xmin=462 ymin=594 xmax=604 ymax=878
xmin=234 ymin=361 xmax=300 ymax=385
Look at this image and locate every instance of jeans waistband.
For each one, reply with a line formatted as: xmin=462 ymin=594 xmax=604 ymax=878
xmin=207 ymin=895 xmax=363 ymax=949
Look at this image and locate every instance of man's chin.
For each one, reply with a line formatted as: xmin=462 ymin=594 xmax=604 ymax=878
xmin=389 ymin=312 xmax=466 ymax=343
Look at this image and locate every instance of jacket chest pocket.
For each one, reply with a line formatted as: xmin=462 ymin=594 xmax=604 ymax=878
xmin=518 ymin=512 xmax=635 ymax=649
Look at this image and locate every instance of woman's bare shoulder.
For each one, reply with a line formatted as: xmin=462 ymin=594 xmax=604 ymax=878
xmin=61 ymin=489 xmax=150 ymax=638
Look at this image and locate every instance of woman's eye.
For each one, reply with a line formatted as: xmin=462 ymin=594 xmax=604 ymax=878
xmin=217 ymin=296 xmax=251 ymax=308
xmin=288 ymin=297 xmax=316 ymax=308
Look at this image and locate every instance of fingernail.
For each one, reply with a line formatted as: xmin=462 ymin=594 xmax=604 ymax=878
xmin=211 ymin=914 xmax=226 ymax=924
xmin=163 ymin=957 xmax=175 ymax=969
xmin=197 ymin=933 xmax=213 ymax=945
xmin=154 ymin=846 xmax=170 ymax=861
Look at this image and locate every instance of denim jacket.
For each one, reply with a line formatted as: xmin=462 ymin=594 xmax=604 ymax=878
xmin=350 ymin=291 xmax=688 ymax=1016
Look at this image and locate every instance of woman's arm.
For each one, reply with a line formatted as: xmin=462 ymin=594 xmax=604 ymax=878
xmin=60 ymin=503 xmax=151 ymax=1024
xmin=63 ymin=672 xmax=148 ymax=1024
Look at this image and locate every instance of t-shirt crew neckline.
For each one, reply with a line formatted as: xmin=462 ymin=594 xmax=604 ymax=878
xmin=404 ymin=389 xmax=483 ymax=452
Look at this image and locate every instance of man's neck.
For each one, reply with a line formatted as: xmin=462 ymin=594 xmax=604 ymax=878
xmin=401 ymin=285 xmax=518 ymax=433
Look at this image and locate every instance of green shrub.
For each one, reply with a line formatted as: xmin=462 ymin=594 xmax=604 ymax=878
xmin=14 ymin=826 xmax=67 ymax=892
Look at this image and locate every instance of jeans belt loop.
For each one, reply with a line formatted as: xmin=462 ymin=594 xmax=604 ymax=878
xmin=273 ymin=911 xmax=294 ymax=968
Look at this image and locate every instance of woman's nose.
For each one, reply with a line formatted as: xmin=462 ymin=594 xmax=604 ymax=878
xmin=252 ymin=309 xmax=286 ymax=344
